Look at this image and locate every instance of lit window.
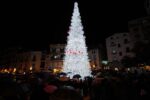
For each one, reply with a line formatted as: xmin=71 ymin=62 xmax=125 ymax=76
xmin=54 ymin=56 xmax=57 ymax=59
xmin=112 ymin=50 xmax=117 ymax=54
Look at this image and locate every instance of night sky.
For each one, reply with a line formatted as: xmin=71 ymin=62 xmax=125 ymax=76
xmin=1 ymin=0 xmax=147 ymax=50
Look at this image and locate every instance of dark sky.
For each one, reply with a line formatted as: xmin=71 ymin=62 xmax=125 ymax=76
xmin=1 ymin=0 xmax=147 ymax=50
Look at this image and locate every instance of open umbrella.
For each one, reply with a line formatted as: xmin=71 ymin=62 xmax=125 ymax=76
xmin=73 ymin=74 xmax=81 ymax=79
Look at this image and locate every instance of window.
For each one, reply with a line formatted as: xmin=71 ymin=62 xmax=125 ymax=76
xmin=112 ymin=50 xmax=117 ymax=54
xmin=50 ymin=48 xmax=56 ymax=53
xmin=123 ymin=33 xmax=127 ymax=36
xmin=110 ymin=37 xmax=113 ymax=39
xmin=50 ymin=55 xmax=53 ymax=60
xmin=40 ymin=62 xmax=45 ymax=68
xmin=110 ymin=42 xmax=116 ymax=46
xmin=92 ymin=50 xmax=95 ymax=54
xmin=32 ymin=55 xmax=36 ymax=61
xmin=133 ymin=27 xmax=139 ymax=32
xmin=41 ymin=55 xmax=45 ymax=60
xmin=124 ymin=39 xmax=129 ymax=44
xmin=135 ymin=34 xmax=140 ymax=38
xmin=54 ymin=55 xmax=60 ymax=59
xmin=93 ymin=55 xmax=96 ymax=60
xmin=119 ymin=52 xmax=122 ymax=56
xmin=118 ymin=43 xmax=121 ymax=47
xmin=32 ymin=64 xmax=35 ymax=70
xmin=60 ymin=54 xmax=64 ymax=59
xmin=113 ymin=57 xmax=117 ymax=61
xmin=54 ymin=56 xmax=57 ymax=59
xmin=60 ymin=48 xmax=64 ymax=52
xmin=50 ymin=48 xmax=53 ymax=52
xmin=56 ymin=48 xmax=60 ymax=53
xmin=126 ymin=47 xmax=130 ymax=53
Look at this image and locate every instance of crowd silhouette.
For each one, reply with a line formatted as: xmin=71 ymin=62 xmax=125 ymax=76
xmin=0 ymin=70 xmax=150 ymax=100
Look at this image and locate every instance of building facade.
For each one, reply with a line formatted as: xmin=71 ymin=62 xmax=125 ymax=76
xmin=88 ymin=48 xmax=101 ymax=70
xmin=0 ymin=44 xmax=103 ymax=73
xmin=14 ymin=51 xmax=42 ymax=73
xmin=128 ymin=16 xmax=150 ymax=44
xmin=106 ymin=32 xmax=135 ymax=62
xmin=106 ymin=16 xmax=150 ymax=63
xmin=31 ymin=51 xmax=42 ymax=72
xmin=48 ymin=44 xmax=65 ymax=71
xmin=48 ymin=44 xmax=102 ymax=71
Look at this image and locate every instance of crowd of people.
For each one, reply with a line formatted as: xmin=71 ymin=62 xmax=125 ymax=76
xmin=0 ymin=70 xmax=150 ymax=100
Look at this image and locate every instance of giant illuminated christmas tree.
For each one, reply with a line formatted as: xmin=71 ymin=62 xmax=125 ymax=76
xmin=63 ymin=2 xmax=91 ymax=79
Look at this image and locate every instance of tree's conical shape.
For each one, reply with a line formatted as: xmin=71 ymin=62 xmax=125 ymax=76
xmin=63 ymin=2 xmax=91 ymax=79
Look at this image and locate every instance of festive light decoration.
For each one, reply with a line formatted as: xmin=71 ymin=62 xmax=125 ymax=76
xmin=63 ymin=2 xmax=91 ymax=79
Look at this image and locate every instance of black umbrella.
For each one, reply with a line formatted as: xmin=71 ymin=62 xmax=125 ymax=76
xmin=73 ymin=74 xmax=81 ymax=79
